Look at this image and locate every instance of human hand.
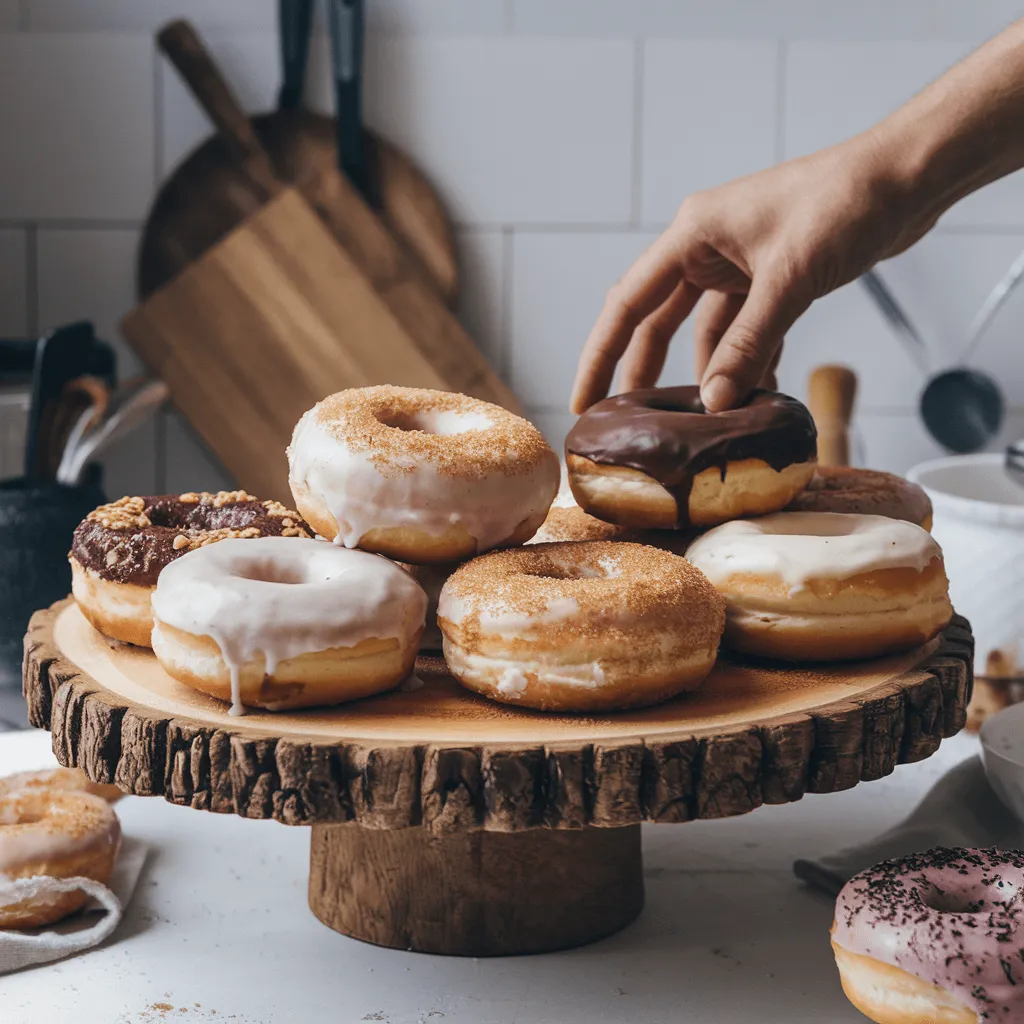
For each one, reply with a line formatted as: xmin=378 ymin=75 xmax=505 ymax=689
xmin=570 ymin=132 xmax=936 ymax=413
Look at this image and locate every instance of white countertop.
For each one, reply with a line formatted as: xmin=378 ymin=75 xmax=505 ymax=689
xmin=1 ymin=727 xmax=980 ymax=1024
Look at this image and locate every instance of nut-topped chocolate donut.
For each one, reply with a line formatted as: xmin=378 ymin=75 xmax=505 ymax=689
xmin=565 ymin=386 xmax=817 ymax=529
xmin=832 ymin=847 xmax=1024 ymax=1023
xmin=70 ymin=491 xmax=311 ymax=647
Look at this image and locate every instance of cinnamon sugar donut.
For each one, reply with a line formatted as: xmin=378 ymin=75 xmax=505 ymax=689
xmin=832 ymin=847 xmax=1024 ymax=1023
xmin=437 ymin=541 xmax=725 ymax=712
xmin=70 ymin=491 xmax=311 ymax=647
xmin=786 ymin=466 xmax=933 ymax=529
xmin=566 ymin=386 xmax=817 ymax=529
xmin=0 ymin=789 xmax=120 ymax=929
xmin=152 ymin=536 xmax=427 ymax=714
xmin=0 ymin=767 xmax=121 ymax=804
xmin=685 ymin=512 xmax=952 ymax=661
xmin=287 ymin=386 xmax=560 ymax=564
xmin=529 ymin=503 xmax=693 ymax=553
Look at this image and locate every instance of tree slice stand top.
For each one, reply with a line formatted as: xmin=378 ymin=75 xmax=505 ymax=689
xmin=25 ymin=600 xmax=973 ymax=833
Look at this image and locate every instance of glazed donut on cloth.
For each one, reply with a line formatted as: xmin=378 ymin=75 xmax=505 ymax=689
xmin=70 ymin=491 xmax=311 ymax=647
xmin=565 ymin=386 xmax=816 ymax=529
xmin=152 ymin=536 xmax=427 ymax=715
xmin=287 ymin=386 xmax=560 ymax=563
xmin=832 ymin=847 xmax=1024 ymax=1023
xmin=0 ymin=767 xmax=121 ymax=804
xmin=437 ymin=541 xmax=725 ymax=712
xmin=685 ymin=511 xmax=952 ymax=661
xmin=786 ymin=466 xmax=932 ymax=529
xmin=0 ymin=789 xmax=120 ymax=929
xmin=528 ymin=503 xmax=694 ymax=554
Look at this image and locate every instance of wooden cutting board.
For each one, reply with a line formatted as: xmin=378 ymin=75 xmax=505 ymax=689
xmin=138 ymin=21 xmax=518 ymax=414
xmin=122 ymin=187 xmax=448 ymax=502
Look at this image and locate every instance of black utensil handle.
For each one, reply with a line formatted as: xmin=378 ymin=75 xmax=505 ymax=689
xmin=278 ymin=0 xmax=314 ymax=111
xmin=328 ymin=0 xmax=377 ymax=207
xmin=158 ymin=20 xmax=280 ymax=196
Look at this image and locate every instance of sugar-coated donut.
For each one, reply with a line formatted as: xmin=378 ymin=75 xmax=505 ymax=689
xmin=529 ymin=502 xmax=694 ymax=553
xmin=437 ymin=541 xmax=725 ymax=712
xmin=152 ymin=536 xmax=427 ymax=715
xmin=566 ymin=386 xmax=816 ymax=529
xmin=288 ymin=386 xmax=560 ymax=564
xmin=70 ymin=491 xmax=311 ymax=647
xmin=786 ymin=466 xmax=933 ymax=529
xmin=685 ymin=511 xmax=952 ymax=661
xmin=0 ymin=767 xmax=121 ymax=804
xmin=832 ymin=847 xmax=1024 ymax=1023
xmin=0 ymin=789 xmax=121 ymax=929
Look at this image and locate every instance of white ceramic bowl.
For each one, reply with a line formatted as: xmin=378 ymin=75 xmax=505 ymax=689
xmin=908 ymin=454 xmax=1024 ymax=676
xmin=980 ymin=701 xmax=1024 ymax=824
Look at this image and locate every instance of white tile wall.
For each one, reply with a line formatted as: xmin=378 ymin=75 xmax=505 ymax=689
xmin=0 ymin=34 xmax=155 ymax=220
xmin=361 ymin=38 xmax=635 ymax=225
xmin=3 ymin=5 xmax=1024 ymax=491
xmin=641 ymin=41 xmax=779 ymax=224
xmin=0 ymin=231 xmax=28 ymax=337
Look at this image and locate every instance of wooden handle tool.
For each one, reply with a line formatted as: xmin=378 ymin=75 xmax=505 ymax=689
xmin=808 ymin=364 xmax=857 ymax=467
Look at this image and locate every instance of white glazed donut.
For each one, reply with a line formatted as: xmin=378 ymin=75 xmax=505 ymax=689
xmin=151 ymin=536 xmax=427 ymax=714
xmin=287 ymin=386 xmax=560 ymax=564
xmin=685 ymin=511 xmax=952 ymax=661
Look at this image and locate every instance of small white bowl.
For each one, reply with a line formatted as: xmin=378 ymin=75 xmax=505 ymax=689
xmin=980 ymin=701 xmax=1024 ymax=824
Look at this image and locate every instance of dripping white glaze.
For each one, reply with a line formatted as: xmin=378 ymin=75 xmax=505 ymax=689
xmin=287 ymin=405 xmax=559 ymax=553
xmin=151 ymin=537 xmax=427 ymax=715
xmin=685 ymin=511 xmax=941 ymax=594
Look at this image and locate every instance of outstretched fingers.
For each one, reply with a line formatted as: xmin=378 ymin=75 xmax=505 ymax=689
xmin=570 ymin=236 xmax=684 ymax=413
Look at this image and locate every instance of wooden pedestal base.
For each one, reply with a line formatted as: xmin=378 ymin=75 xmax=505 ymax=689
xmin=308 ymin=824 xmax=645 ymax=956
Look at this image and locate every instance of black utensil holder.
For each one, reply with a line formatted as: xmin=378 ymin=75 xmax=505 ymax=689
xmin=0 ymin=467 xmax=104 ymax=689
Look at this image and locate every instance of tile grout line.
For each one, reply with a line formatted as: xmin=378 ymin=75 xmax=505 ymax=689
xmin=775 ymin=38 xmax=787 ymax=164
xmin=500 ymin=227 xmax=515 ymax=384
xmin=24 ymin=224 xmax=37 ymax=336
xmin=629 ymin=38 xmax=645 ymax=227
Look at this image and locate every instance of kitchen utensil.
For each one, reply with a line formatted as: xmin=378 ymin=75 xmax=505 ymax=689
xmin=24 ymin=322 xmax=116 ymax=480
xmin=807 ymin=364 xmax=857 ymax=468
xmin=56 ymin=378 xmax=168 ymax=486
xmin=0 ymin=467 xmax=104 ymax=688
xmin=327 ymin=0 xmax=375 ymax=207
xmin=141 ymin=20 xmax=518 ymax=414
xmin=860 ymin=269 xmax=1004 ymax=453
xmin=43 ymin=375 xmax=110 ymax=481
xmin=123 ymin=23 xmax=454 ymax=500
xmin=980 ymin=702 xmax=1024 ymax=825
xmin=138 ymin=15 xmax=459 ymax=306
xmin=908 ymin=453 xmax=1024 ymax=677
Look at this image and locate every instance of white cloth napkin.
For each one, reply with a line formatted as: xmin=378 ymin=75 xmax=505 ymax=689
xmin=0 ymin=834 xmax=147 ymax=974
xmin=794 ymin=755 xmax=1023 ymax=895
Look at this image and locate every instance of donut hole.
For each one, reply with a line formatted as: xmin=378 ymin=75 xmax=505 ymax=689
xmin=375 ymin=407 xmax=492 ymax=437
xmin=521 ymin=559 xmax=616 ymax=582
xmin=922 ymin=881 xmax=1018 ymax=914
xmin=232 ymin=559 xmax=307 ymax=586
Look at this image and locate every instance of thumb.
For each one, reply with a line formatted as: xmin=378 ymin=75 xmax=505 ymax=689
xmin=699 ymin=272 xmax=810 ymax=411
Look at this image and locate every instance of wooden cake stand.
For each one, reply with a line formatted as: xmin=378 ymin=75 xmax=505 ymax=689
xmin=24 ymin=599 xmax=973 ymax=957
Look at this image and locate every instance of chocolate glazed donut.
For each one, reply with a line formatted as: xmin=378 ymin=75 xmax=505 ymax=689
xmin=70 ymin=491 xmax=311 ymax=646
xmin=565 ymin=387 xmax=817 ymax=529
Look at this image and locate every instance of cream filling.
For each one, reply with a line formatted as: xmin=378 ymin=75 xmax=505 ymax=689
xmin=442 ymin=642 xmax=608 ymax=694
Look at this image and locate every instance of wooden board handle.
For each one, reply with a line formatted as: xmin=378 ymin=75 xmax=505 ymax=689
xmin=808 ymin=364 xmax=857 ymax=467
xmin=157 ymin=20 xmax=279 ymax=196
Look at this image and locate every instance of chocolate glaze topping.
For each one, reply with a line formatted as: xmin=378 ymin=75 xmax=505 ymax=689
xmin=565 ymin=386 xmax=817 ymax=526
xmin=70 ymin=491 xmax=311 ymax=587
xmin=833 ymin=847 xmax=1024 ymax=1019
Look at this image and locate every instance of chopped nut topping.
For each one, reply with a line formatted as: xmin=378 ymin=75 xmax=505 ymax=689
xmin=262 ymin=500 xmax=296 ymax=518
xmin=172 ymin=534 xmax=189 ymax=550
xmin=178 ymin=492 xmax=200 ymax=504
xmin=87 ymin=496 xmax=151 ymax=531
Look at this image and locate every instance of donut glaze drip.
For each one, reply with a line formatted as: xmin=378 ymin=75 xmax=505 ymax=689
xmin=565 ymin=386 xmax=817 ymax=526
xmin=71 ymin=492 xmax=311 ymax=587
xmin=833 ymin=847 xmax=1024 ymax=1020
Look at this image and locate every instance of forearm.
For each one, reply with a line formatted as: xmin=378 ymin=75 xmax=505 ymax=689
xmin=872 ymin=19 xmax=1024 ymax=233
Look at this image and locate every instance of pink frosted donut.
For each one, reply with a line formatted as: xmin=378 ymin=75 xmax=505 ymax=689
xmin=831 ymin=847 xmax=1024 ymax=1023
